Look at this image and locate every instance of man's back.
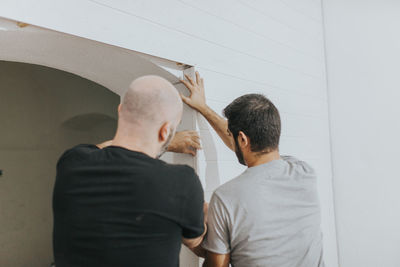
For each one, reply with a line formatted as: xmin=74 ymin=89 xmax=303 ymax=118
xmin=203 ymin=156 xmax=324 ymax=267
xmin=53 ymin=144 xmax=204 ymax=267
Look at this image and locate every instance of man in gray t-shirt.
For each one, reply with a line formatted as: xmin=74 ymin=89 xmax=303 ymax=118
xmin=202 ymin=156 xmax=324 ymax=267
xmin=181 ymin=72 xmax=324 ymax=267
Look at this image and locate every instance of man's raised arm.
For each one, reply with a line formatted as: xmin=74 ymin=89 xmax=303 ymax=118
xmin=96 ymin=131 xmax=201 ymax=155
xmin=180 ymin=72 xmax=234 ymax=151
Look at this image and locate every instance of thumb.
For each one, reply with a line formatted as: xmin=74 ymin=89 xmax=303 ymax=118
xmin=180 ymin=93 xmax=190 ymax=104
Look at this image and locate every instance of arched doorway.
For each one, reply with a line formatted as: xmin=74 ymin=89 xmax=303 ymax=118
xmin=0 ymin=17 xmax=199 ymax=267
xmin=0 ymin=60 xmax=119 ymax=266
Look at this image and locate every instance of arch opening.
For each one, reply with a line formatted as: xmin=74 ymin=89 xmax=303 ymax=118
xmin=0 ymin=60 xmax=119 ymax=266
xmin=0 ymin=17 xmax=199 ymax=267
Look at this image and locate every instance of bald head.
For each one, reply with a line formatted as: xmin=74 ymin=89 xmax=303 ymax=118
xmin=119 ymin=75 xmax=183 ymax=130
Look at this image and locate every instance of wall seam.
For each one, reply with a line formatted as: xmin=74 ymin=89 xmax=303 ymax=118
xmin=320 ymin=0 xmax=341 ymax=266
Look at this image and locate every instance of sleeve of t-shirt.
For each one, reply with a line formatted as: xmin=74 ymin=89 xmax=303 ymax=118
xmin=202 ymin=192 xmax=231 ymax=254
xmin=281 ymin=155 xmax=316 ymax=176
xmin=57 ymin=144 xmax=99 ymax=167
xmin=180 ymin=166 xmax=205 ymax=239
xmin=281 ymin=155 xmax=300 ymax=163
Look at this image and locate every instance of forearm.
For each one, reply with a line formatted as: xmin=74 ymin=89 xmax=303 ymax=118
xmin=190 ymin=242 xmax=207 ymax=258
xmin=202 ymin=252 xmax=230 ymax=267
xmin=183 ymin=223 xmax=207 ymax=249
xmin=188 ymin=222 xmax=208 ymax=257
xmin=199 ymin=106 xmax=234 ymax=151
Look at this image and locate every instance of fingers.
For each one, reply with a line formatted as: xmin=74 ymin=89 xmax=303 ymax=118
xmin=186 ymin=131 xmax=199 ymax=137
xmin=193 ymin=134 xmax=201 ymax=142
xmin=181 ymin=72 xmax=204 ymax=91
xmin=191 ymin=139 xmax=202 ymax=150
xmin=179 ymin=130 xmax=197 ymax=135
xmin=180 ymin=93 xmax=190 ymax=104
xmin=186 ymin=131 xmax=201 ymax=149
xmin=180 ymin=79 xmax=193 ymax=92
xmin=169 ymin=130 xmax=203 ymax=156
xmin=192 ymin=134 xmax=201 ymax=145
xmin=184 ymin=74 xmax=195 ymax=86
xmin=184 ymin=145 xmax=197 ymax=156
xmin=188 ymin=148 xmax=196 ymax=156
xmin=186 ymin=131 xmax=202 ymax=156
xmin=195 ymin=71 xmax=201 ymax=85
xmin=176 ymin=130 xmax=199 ymax=137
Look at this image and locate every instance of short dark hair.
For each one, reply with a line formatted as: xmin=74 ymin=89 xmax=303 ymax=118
xmin=223 ymin=94 xmax=281 ymax=153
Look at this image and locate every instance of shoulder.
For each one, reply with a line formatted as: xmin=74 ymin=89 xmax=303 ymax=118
xmin=281 ymin=155 xmax=316 ymax=178
xmin=213 ymin=171 xmax=248 ymax=202
xmin=57 ymin=144 xmax=98 ymax=167
xmin=208 ymin=176 xmax=246 ymax=219
xmin=161 ymin=162 xmax=202 ymax=187
xmin=161 ymin=162 xmax=197 ymax=178
xmin=172 ymin=163 xmax=197 ymax=176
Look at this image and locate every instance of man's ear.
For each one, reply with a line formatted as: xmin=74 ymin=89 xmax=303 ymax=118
xmin=238 ymin=131 xmax=249 ymax=149
xmin=159 ymin=122 xmax=171 ymax=142
xmin=118 ymin=104 xmax=122 ymax=113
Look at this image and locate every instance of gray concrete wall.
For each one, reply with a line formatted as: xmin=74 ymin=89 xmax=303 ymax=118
xmin=0 ymin=61 xmax=119 ymax=267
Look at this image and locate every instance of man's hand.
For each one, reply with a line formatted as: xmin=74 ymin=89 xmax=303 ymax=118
xmin=167 ymin=131 xmax=202 ymax=156
xmin=180 ymin=71 xmax=234 ymax=151
xmin=180 ymin=71 xmax=208 ymax=113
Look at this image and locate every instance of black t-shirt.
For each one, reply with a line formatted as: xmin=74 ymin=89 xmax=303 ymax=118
xmin=53 ymin=144 xmax=204 ymax=267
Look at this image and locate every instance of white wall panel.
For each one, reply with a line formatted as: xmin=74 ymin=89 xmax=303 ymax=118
xmin=180 ymin=0 xmax=324 ymax=59
xmin=323 ymin=1 xmax=400 ymax=266
xmin=89 ymin=0 xmax=323 ymax=77
xmin=239 ymin=0 xmax=323 ymax=37
xmin=0 ymin=0 xmax=338 ymax=266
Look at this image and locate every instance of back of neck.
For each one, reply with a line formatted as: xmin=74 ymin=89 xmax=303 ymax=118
xmin=111 ymin=134 xmax=157 ymax=158
xmin=246 ymin=150 xmax=281 ymax=167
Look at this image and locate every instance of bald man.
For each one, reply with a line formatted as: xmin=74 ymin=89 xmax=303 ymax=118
xmin=53 ymin=76 xmax=206 ymax=267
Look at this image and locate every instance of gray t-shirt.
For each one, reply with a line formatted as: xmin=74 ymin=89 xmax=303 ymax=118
xmin=202 ymin=156 xmax=324 ymax=267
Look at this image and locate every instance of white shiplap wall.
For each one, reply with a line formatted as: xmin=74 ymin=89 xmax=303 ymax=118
xmin=0 ymin=0 xmax=338 ymax=265
xmin=323 ymin=1 xmax=400 ymax=266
